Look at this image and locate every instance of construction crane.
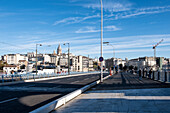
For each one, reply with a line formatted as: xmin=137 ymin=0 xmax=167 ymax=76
xmin=153 ymin=39 xmax=164 ymax=59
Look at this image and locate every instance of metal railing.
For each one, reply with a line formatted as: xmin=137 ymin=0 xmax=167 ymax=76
xmin=132 ymin=70 xmax=170 ymax=83
xmin=0 ymin=71 xmax=100 ymax=84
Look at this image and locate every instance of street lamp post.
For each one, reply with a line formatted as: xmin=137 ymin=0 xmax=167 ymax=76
xmin=103 ymin=42 xmax=116 ymax=74
xmin=63 ymin=43 xmax=70 ymax=75
xmin=88 ymin=55 xmax=89 ymax=72
xmin=100 ymin=0 xmax=103 ymax=82
xmin=35 ymin=44 xmax=42 ymax=81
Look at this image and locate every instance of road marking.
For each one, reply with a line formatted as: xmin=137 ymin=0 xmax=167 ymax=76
xmin=27 ymin=85 xmax=35 ymax=87
xmin=84 ymin=78 xmax=89 ymax=80
xmin=0 ymin=98 xmax=18 ymax=104
xmin=55 ymin=85 xmax=62 ymax=88
xmin=71 ymin=81 xmax=79 ymax=84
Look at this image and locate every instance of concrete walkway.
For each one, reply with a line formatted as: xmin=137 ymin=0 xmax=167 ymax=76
xmin=52 ymin=73 xmax=170 ymax=113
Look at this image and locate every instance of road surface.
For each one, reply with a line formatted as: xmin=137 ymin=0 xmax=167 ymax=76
xmin=0 ymin=73 xmax=108 ymax=113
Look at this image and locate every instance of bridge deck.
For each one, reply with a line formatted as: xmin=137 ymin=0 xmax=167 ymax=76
xmin=94 ymin=72 xmax=170 ymax=90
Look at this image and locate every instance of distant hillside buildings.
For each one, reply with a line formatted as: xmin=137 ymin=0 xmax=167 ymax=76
xmin=1 ymin=44 xmax=94 ymax=74
xmin=105 ymin=56 xmax=170 ymax=72
xmin=1 ymin=44 xmax=170 ymax=74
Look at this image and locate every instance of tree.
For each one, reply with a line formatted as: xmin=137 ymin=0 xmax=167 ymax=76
xmin=20 ymin=65 xmax=25 ymax=69
xmin=93 ymin=61 xmax=98 ymax=70
xmin=0 ymin=61 xmax=7 ymax=71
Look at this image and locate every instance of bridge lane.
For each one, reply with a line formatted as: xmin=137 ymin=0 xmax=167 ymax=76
xmin=93 ymin=72 xmax=170 ymax=90
xmin=0 ymin=73 xmax=108 ymax=113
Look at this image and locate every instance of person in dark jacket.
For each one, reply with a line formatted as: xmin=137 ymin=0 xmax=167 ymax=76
xmin=149 ymin=68 xmax=152 ymax=79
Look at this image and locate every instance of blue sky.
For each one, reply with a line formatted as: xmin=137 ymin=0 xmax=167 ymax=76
xmin=0 ymin=0 xmax=170 ymax=59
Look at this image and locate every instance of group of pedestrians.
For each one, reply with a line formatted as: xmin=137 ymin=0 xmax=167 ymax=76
xmin=138 ymin=68 xmax=153 ymax=80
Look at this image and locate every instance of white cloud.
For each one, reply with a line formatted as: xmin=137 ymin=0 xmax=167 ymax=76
xmin=53 ymin=14 xmax=100 ymax=25
xmin=107 ymin=5 xmax=170 ymax=20
xmin=137 ymin=5 xmax=170 ymax=11
xmin=104 ymin=34 xmax=170 ymax=50
xmin=75 ymin=26 xmax=100 ymax=33
xmin=0 ymin=12 xmax=17 ymax=17
xmin=53 ymin=17 xmax=80 ymax=25
xmin=76 ymin=25 xmax=121 ymax=33
xmin=104 ymin=25 xmax=121 ymax=31
xmin=1 ymin=34 xmax=170 ymax=57
xmin=117 ymin=10 xmax=170 ymax=19
xmin=83 ymin=0 xmax=132 ymax=12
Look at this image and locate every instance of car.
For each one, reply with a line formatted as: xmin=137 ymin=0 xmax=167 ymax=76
xmin=17 ymin=70 xmax=27 ymax=75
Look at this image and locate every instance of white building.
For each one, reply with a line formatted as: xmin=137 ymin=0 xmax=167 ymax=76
xmin=43 ymin=54 xmax=51 ymax=63
xmin=126 ymin=57 xmax=157 ymax=70
xmin=76 ymin=55 xmax=83 ymax=72
xmin=3 ymin=65 xmax=18 ymax=74
xmin=3 ymin=54 xmax=28 ymax=65
xmin=50 ymin=55 xmax=58 ymax=65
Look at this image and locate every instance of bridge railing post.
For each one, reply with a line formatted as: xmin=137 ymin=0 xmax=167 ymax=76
xmin=149 ymin=70 xmax=151 ymax=79
xmin=160 ymin=71 xmax=163 ymax=82
xmin=155 ymin=71 xmax=158 ymax=80
xmin=168 ymin=72 xmax=170 ymax=83
xmin=157 ymin=71 xmax=160 ymax=81
xmin=144 ymin=71 xmax=147 ymax=78
xmin=2 ymin=75 xmax=4 ymax=83
xmin=20 ymin=75 xmax=22 ymax=81
xmin=12 ymin=74 xmax=14 ymax=82
xmin=26 ymin=74 xmax=29 ymax=80
xmin=164 ymin=71 xmax=167 ymax=83
xmin=147 ymin=70 xmax=149 ymax=78
xmin=152 ymin=71 xmax=155 ymax=80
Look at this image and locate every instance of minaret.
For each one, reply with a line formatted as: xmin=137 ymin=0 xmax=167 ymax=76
xmin=57 ymin=44 xmax=62 ymax=55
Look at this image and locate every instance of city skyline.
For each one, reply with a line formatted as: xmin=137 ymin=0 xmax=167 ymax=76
xmin=0 ymin=0 xmax=170 ymax=59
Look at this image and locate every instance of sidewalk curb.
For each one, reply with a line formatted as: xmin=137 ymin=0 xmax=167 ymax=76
xmin=29 ymin=74 xmax=111 ymax=113
xmin=0 ymin=72 xmax=100 ymax=86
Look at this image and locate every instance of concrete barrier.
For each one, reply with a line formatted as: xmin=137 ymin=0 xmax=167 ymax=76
xmin=29 ymin=74 xmax=110 ymax=113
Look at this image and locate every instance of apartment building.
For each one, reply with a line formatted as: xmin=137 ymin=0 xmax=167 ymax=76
xmin=2 ymin=54 xmax=28 ymax=65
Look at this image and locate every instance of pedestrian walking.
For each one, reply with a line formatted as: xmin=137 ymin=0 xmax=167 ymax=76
xmin=149 ymin=68 xmax=152 ymax=79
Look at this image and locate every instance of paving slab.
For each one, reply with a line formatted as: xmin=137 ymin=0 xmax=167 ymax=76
xmin=52 ymin=72 xmax=170 ymax=113
xmin=52 ymin=88 xmax=170 ymax=113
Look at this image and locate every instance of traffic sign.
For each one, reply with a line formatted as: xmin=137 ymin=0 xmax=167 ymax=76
xmin=99 ymin=57 xmax=104 ymax=62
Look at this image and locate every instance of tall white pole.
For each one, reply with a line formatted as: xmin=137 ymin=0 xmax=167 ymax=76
xmin=68 ymin=43 xmax=70 ymax=75
xmin=35 ymin=44 xmax=37 ymax=81
xmin=113 ymin=47 xmax=115 ymax=74
xmin=100 ymin=0 xmax=103 ymax=82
